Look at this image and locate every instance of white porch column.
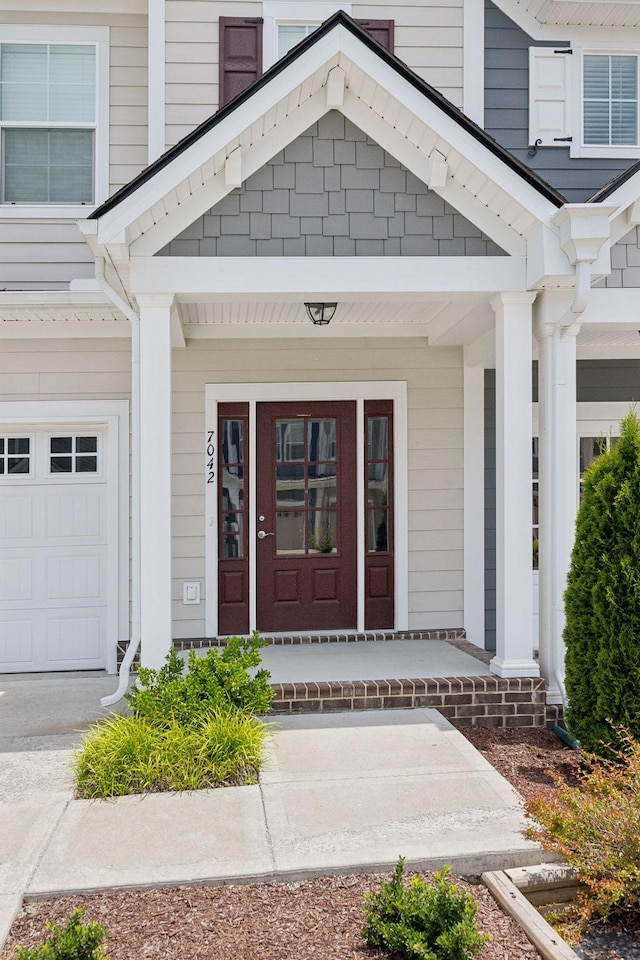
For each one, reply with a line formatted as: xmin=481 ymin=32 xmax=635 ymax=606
xmin=138 ymin=294 xmax=174 ymax=668
xmin=491 ymin=292 xmax=540 ymax=677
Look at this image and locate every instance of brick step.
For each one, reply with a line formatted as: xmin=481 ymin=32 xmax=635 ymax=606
xmin=269 ymin=675 xmax=547 ymax=729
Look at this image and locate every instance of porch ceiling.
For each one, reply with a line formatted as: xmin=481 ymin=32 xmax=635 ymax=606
xmin=512 ymin=0 xmax=640 ymax=27
xmin=176 ymin=296 xmax=494 ymax=344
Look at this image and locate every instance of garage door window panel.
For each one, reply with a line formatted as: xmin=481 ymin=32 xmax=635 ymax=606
xmin=0 ymin=436 xmax=31 ymax=475
xmin=49 ymin=434 xmax=99 ymax=475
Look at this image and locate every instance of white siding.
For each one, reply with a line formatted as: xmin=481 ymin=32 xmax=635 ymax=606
xmin=165 ymin=0 xmax=260 ymax=148
xmin=0 ymin=339 xmax=131 ymax=399
xmin=352 ymin=0 xmax=464 ymax=106
xmin=172 ymin=337 xmax=464 ymax=638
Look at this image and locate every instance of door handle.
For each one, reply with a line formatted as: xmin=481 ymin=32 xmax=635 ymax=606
xmin=257 ymin=530 xmax=275 ymax=539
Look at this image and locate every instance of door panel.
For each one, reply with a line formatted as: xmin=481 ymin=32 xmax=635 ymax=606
xmin=256 ymin=401 xmax=357 ymax=631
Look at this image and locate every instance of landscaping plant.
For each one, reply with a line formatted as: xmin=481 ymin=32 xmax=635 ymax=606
xmin=362 ymin=858 xmax=490 ymax=960
xmin=73 ymin=708 xmax=269 ymax=797
xmin=527 ymin=728 xmax=640 ymax=925
xmin=125 ymin=632 xmax=274 ymax=725
xmin=15 ymin=908 xmax=108 ymax=960
xmin=563 ymin=411 xmax=640 ymax=753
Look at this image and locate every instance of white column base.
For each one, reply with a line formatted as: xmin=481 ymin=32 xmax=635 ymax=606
xmin=490 ymin=655 xmax=540 ymax=678
xmin=544 ymin=683 xmax=564 ymax=705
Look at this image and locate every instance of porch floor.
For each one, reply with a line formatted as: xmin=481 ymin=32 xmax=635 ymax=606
xmin=260 ymin=637 xmax=491 ymax=683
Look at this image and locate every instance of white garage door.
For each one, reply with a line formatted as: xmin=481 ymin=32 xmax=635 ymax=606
xmin=0 ymin=427 xmax=109 ymax=672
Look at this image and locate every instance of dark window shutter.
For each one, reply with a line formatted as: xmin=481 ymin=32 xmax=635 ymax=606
xmin=219 ymin=17 xmax=263 ymax=108
xmin=356 ymin=20 xmax=394 ymax=53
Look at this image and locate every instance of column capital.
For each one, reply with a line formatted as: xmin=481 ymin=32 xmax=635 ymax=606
xmin=490 ymin=291 xmax=537 ymax=314
xmin=135 ymin=293 xmax=176 ymax=310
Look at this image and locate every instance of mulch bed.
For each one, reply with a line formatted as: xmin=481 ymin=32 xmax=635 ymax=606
xmin=1 ymin=724 xmax=633 ymax=960
xmin=1 ymin=873 xmax=541 ymax=960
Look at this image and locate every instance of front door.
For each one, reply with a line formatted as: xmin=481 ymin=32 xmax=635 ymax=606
xmin=255 ymin=401 xmax=357 ymax=632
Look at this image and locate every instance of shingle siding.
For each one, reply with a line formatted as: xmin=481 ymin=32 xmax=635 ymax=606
xmin=161 ymin=114 xmax=506 ymax=257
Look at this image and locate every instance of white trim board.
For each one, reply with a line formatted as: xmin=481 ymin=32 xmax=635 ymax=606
xmin=0 ymin=399 xmax=129 ymax=674
xmin=204 ymin=380 xmax=408 ymax=638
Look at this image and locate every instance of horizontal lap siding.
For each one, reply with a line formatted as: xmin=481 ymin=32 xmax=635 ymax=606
xmin=164 ymin=1 xmax=260 ymax=148
xmin=172 ymin=338 xmax=463 ymax=638
xmin=110 ymin=21 xmax=148 ymax=194
xmin=0 ymin=338 xmax=131 ymax=399
xmin=0 ymin=14 xmax=147 ymax=289
xmin=352 ymin=1 xmax=463 ymax=106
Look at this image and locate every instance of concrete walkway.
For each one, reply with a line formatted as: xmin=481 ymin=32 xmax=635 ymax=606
xmin=0 ymin=674 xmax=541 ymax=949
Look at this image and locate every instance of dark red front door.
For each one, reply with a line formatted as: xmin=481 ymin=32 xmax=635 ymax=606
xmin=256 ymin=401 xmax=357 ymax=631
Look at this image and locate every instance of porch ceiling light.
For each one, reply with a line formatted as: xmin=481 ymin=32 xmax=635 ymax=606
xmin=305 ymin=302 xmax=337 ymax=325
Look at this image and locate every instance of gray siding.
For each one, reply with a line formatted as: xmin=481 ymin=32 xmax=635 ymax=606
xmin=484 ymin=359 xmax=640 ymax=649
xmin=161 ymin=114 xmax=505 ymax=257
xmin=596 ymin=227 xmax=640 ymax=289
xmin=484 ymin=0 xmax=630 ymax=202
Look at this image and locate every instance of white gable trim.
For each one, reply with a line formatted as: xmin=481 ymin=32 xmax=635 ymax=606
xmin=91 ymin=21 xmax=560 ymax=263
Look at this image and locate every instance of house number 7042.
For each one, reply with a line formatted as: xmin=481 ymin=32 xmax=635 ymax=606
xmin=206 ymin=430 xmax=215 ymax=484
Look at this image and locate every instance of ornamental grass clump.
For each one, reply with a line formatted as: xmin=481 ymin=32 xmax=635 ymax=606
xmin=526 ymin=728 xmax=640 ymax=925
xmin=74 ymin=708 xmax=269 ymax=798
xmin=362 ymin=858 xmax=490 ymax=960
xmin=15 ymin=908 xmax=108 ymax=960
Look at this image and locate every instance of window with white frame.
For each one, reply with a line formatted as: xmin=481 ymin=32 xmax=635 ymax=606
xmin=0 ymin=27 xmax=107 ymax=210
xmin=583 ymin=54 xmax=638 ymax=147
xmin=277 ymin=23 xmax=320 ymax=59
xmin=263 ymin=2 xmax=352 ymax=69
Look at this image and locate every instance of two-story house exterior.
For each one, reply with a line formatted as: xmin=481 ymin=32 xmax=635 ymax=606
xmin=3 ymin=0 xmax=640 ymax=714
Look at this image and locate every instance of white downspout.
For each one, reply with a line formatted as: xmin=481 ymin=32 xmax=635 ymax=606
xmin=95 ymin=256 xmax=141 ymax=706
xmin=551 ymin=258 xmax=590 ymax=710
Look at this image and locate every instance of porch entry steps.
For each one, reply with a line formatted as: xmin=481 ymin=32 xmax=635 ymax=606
xmin=165 ymin=632 xmax=547 ymax=729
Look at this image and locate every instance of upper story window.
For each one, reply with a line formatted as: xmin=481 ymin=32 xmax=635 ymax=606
xmin=529 ymin=47 xmax=640 ymax=159
xmin=0 ymin=26 xmax=108 ymax=216
xmin=0 ymin=43 xmax=95 ymax=204
xmin=583 ymin=54 xmax=638 ymax=147
xmin=277 ymin=23 xmax=319 ymax=59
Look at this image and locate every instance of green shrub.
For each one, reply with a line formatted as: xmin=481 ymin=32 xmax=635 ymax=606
xmin=564 ymin=412 xmax=640 ymax=753
xmin=15 ymin=908 xmax=108 ymax=960
xmin=362 ymin=858 xmax=490 ymax=960
xmin=125 ymin=632 xmax=274 ymax=725
xmin=73 ymin=708 xmax=269 ymax=798
xmin=527 ymin=728 xmax=640 ymax=923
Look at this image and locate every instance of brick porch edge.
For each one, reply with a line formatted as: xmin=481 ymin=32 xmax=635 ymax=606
xmin=269 ymin=676 xmax=548 ymax=728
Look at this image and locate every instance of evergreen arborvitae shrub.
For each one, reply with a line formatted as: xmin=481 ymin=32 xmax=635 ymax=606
xmin=564 ymin=411 xmax=640 ymax=753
